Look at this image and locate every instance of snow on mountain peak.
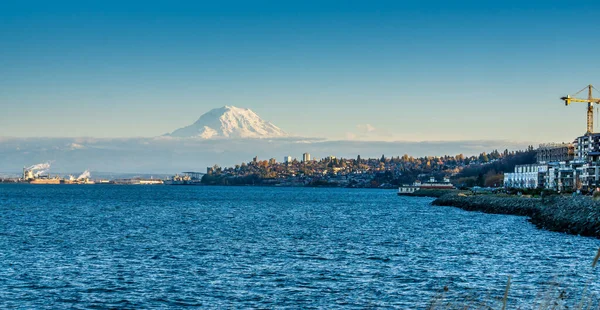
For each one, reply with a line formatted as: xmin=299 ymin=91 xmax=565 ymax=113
xmin=167 ymin=106 xmax=289 ymax=139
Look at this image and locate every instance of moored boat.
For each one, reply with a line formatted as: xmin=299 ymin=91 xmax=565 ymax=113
xmin=398 ymin=177 xmax=455 ymax=195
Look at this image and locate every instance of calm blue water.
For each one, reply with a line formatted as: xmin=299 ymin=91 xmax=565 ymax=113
xmin=0 ymin=185 xmax=599 ymax=308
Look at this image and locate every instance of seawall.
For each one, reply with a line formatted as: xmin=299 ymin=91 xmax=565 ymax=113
xmin=432 ymin=193 xmax=600 ymax=238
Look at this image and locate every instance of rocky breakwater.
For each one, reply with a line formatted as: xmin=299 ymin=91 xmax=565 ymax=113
xmin=432 ymin=193 xmax=600 ymax=238
xmin=404 ymin=189 xmax=461 ymax=198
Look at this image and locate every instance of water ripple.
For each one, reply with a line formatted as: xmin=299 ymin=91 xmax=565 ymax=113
xmin=0 ymin=185 xmax=599 ymax=308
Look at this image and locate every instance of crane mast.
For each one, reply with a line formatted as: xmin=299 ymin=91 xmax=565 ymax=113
xmin=588 ymin=86 xmax=593 ymax=135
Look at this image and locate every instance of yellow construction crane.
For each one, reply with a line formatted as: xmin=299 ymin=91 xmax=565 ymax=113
xmin=561 ymin=84 xmax=600 ymax=135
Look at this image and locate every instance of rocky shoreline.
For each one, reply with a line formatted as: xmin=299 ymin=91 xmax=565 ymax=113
xmin=432 ymin=193 xmax=600 ymax=238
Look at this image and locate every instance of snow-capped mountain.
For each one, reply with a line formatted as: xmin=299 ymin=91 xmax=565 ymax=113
xmin=166 ymin=106 xmax=289 ymax=139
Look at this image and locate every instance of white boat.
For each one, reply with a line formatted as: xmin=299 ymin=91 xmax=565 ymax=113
xmin=398 ymin=177 xmax=455 ymax=195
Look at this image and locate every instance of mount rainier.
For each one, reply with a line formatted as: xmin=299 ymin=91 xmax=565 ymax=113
xmin=166 ymin=106 xmax=289 ymax=139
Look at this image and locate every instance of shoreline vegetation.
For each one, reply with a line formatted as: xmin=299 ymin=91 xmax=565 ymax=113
xmin=417 ymin=189 xmax=600 ymax=239
xmin=428 ymin=249 xmax=600 ymax=309
xmin=420 ymin=189 xmax=600 ymax=308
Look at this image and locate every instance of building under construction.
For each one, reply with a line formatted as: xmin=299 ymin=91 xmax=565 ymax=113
xmin=505 ymin=84 xmax=600 ymax=192
xmin=536 ymin=143 xmax=574 ymax=163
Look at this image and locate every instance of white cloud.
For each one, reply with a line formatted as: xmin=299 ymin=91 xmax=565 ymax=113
xmin=69 ymin=143 xmax=86 ymax=150
xmin=357 ymin=124 xmax=376 ymax=133
xmin=349 ymin=123 xmax=395 ymax=141
xmin=0 ymin=137 xmax=536 ymax=173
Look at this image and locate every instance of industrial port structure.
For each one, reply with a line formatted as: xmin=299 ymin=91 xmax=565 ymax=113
xmin=22 ymin=165 xmax=94 ymax=184
xmin=13 ymin=163 xmax=183 ymax=185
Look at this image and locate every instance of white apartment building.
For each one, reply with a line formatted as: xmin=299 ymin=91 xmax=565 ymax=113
xmin=575 ymin=133 xmax=600 ymax=161
xmin=504 ymin=164 xmax=548 ymax=189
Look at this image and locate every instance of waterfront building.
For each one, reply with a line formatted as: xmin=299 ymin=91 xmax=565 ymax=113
xmin=538 ymin=134 xmax=600 ymax=191
xmin=303 ymin=153 xmax=311 ymax=162
xmin=503 ymin=164 xmax=548 ymax=189
xmin=506 ymin=160 xmax=600 ymax=192
xmin=182 ymin=171 xmax=203 ymax=180
xmin=545 ymin=162 xmax=573 ymax=191
xmin=536 ymin=143 xmax=574 ymax=163
xmin=507 ymin=139 xmax=600 ymax=191
xmin=269 ymin=158 xmax=277 ymax=165
xmin=575 ymin=133 xmax=600 ymax=161
xmin=284 ymin=156 xmax=292 ymax=163
xmin=567 ymin=160 xmax=600 ymax=191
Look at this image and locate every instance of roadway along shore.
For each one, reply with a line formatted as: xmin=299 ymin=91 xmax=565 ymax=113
xmin=427 ymin=191 xmax=600 ymax=239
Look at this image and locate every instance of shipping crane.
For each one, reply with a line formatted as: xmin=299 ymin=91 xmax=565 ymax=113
xmin=561 ymin=84 xmax=600 ymax=135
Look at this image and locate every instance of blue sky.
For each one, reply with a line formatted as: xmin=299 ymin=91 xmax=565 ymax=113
xmin=2 ymin=0 xmax=599 ymax=142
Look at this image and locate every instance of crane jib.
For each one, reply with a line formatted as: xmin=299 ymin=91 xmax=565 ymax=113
xmin=562 ymin=84 xmax=600 ymax=134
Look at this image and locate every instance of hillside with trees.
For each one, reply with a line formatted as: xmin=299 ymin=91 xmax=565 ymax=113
xmin=201 ymin=146 xmax=537 ymax=188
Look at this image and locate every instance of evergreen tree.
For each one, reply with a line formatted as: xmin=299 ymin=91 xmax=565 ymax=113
xmin=476 ymin=173 xmax=484 ymax=187
xmin=479 ymin=152 xmax=489 ymax=163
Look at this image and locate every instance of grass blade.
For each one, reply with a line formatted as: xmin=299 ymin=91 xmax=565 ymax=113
xmin=592 ymin=248 xmax=600 ymax=269
xmin=502 ymin=275 xmax=511 ymax=310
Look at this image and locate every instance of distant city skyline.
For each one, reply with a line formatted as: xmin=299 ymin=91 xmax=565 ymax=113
xmin=2 ymin=1 xmax=600 ymax=143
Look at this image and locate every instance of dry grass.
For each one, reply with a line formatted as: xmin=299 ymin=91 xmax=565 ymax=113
xmin=427 ymin=248 xmax=600 ymax=310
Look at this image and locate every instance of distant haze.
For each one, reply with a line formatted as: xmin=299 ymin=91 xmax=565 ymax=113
xmin=0 ymin=106 xmax=537 ymax=174
xmin=0 ymin=137 xmax=534 ymax=174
